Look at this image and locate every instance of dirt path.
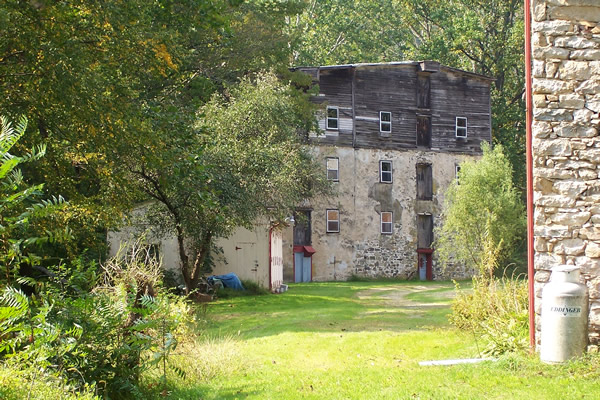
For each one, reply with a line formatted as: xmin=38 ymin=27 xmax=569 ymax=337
xmin=355 ymin=284 xmax=456 ymax=309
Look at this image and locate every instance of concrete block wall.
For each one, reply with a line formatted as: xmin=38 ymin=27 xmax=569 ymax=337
xmin=532 ymin=0 xmax=600 ymax=346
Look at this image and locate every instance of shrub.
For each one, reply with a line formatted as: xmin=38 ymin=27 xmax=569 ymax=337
xmin=0 ymin=115 xmax=68 ymax=286
xmin=0 ymin=240 xmax=196 ymax=399
xmin=435 ymin=142 xmax=525 ymax=276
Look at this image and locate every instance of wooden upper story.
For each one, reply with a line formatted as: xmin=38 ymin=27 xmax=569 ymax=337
xmin=294 ymin=61 xmax=493 ymax=155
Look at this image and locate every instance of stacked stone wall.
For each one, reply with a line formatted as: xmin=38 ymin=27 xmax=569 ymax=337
xmin=532 ymin=0 xmax=600 ymax=347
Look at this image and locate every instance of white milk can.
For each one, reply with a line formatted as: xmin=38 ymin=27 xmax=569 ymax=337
xmin=540 ymin=265 xmax=588 ymax=363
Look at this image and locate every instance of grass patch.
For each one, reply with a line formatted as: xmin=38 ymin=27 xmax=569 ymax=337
xmin=138 ymin=280 xmax=600 ymax=399
xmin=215 ymin=279 xmax=269 ymax=298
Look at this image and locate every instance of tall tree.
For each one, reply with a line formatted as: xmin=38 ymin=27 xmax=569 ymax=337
xmin=0 ymin=0 xmax=308 ymax=261
xmin=435 ymin=143 xmax=525 ymax=275
xmin=128 ymin=72 xmax=329 ymax=291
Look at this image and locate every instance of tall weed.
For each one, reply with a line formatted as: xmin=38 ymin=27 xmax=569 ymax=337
xmin=450 ymin=275 xmax=528 ymax=356
xmin=168 ymin=334 xmax=242 ymax=382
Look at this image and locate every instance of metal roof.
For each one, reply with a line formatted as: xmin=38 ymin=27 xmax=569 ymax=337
xmin=293 ymin=61 xmax=495 ymax=81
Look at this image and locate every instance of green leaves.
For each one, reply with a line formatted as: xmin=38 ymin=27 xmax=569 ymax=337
xmin=436 ymin=143 xmax=525 ymax=275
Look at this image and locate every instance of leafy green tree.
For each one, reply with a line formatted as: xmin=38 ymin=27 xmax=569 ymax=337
xmin=128 ymin=72 xmax=329 ymax=292
xmin=288 ymin=0 xmax=412 ymax=64
xmin=435 ymin=143 xmax=525 ymax=276
xmin=0 ymin=1 xmax=305 ymax=261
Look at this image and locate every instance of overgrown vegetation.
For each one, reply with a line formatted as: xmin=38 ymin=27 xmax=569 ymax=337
xmin=0 ymin=239 xmax=195 ymax=399
xmin=451 ymin=275 xmax=529 ymax=356
xmin=436 ymin=143 xmax=528 ymax=355
xmin=436 ymin=142 xmax=526 ymax=276
xmin=0 ymin=118 xmax=196 ymax=398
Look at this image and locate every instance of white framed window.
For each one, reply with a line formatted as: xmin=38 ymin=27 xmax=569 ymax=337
xmin=380 ymin=160 xmax=393 ymax=183
xmin=326 ymin=157 xmax=339 ymax=181
xmin=326 ymin=209 xmax=340 ymax=233
xmin=456 ymin=117 xmax=467 ymax=138
xmin=381 ymin=212 xmax=393 ymax=234
xmin=380 ymin=111 xmax=392 ymax=133
xmin=327 ymin=106 xmax=339 ymax=130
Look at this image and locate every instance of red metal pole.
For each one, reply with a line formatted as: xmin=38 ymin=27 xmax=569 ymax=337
xmin=524 ymin=0 xmax=536 ymax=351
xmin=268 ymin=226 xmax=273 ymax=291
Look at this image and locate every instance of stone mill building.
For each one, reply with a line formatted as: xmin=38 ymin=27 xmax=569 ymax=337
xmin=108 ymin=61 xmax=494 ymax=288
xmin=282 ymin=62 xmax=493 ymax=283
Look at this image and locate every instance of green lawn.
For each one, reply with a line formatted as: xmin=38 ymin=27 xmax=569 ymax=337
xmin=152 ymin=281 xmax=600 ymax=399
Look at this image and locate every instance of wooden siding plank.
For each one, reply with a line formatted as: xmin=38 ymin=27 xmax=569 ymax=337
xmin=304 ymin=63 xmax=491 ymax=153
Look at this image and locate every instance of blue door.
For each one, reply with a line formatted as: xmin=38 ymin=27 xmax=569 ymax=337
xmin=419 ymin=253 xmax=427 ymax=281
xmin=294 ymin=252 xmax=311 ymax=283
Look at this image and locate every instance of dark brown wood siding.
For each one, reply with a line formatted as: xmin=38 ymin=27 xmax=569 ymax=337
xmin=302 ymin=64 xmax=491 ymax=154
xmin=417 ymin=74 xmax=431 ymax=109
xmin=430 ymin=72 xmax=491 ymax=153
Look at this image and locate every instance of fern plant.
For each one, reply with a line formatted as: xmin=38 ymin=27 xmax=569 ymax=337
xmin=0 ymin=116 xmax=69 ymax=284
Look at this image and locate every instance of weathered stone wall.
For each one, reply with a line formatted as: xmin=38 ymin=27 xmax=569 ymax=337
xmin=532 ymin=0 xmax=600 ymax=346
xmin=281 ymin=146 xmax=478 ymax=282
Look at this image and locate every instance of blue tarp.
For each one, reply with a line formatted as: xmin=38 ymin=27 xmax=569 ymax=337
xmin=208 ymin=273 xmax=245 ymax=290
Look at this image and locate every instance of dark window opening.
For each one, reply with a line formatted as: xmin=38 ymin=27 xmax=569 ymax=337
xmin=293 ymin=210 xmax=312 ymax=245
xmin=456 ymin=117 xmax=467 ymax=138
xmin=417 ymin=163 xmax=433 ymax=200
xmin=455 ymin=165 xmax=461 ymax=184
xmin=380 ymin=160 xmax=393 ymax=183
xmin=417 ymin=214 xmax=434 ymax=249
xmin=327 ymin=107 xmax=339 ymax=130
xmin=380 ymin=111 xmax=392 ymax=134
xmin=417 ymin=116 xmax=431 ymax=148
xmin=417 ymin=74 xmax=431 ymax=109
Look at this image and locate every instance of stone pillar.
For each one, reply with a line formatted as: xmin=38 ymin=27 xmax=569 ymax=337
xmin=532 ymin=0 xmax=600 ymax=348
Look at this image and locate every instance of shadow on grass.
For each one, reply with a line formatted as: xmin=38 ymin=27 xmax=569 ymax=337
xmin=202 ymin=280 xmax=458 ymax=340
xmin=164 ymin=384 xmax=263 ymax=400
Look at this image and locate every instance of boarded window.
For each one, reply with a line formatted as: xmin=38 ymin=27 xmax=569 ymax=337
xmin=416 ymin=163 xmax=433 ymax=200
xmin=380 ymin=160 xmax=393 ymax=183
xmin=326 ymin=157 xmax=339 ymax=181
xmin=381 ymin=212 xmax=393 ymax=234
xmin=326 ymin=209 xmax=340 ymax=233
xmin=380 ymin=111 xmax=392 ymax=134
xmin=417 ymin=116 xmax=431 ymax=148
xmin=293 ymin=210 xmax=311 ymax=245
xmin=456 ymin=117 xmax=467 ymax=138
xmin=417 ymin=214 xmax=433 ymax=249
xmin=327 ymin=106 xmax=339 ymax=130
xmin=417 ymin=74 xmax=431 ymax=109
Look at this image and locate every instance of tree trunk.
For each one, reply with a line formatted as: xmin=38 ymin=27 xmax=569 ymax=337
xmin=190 ymin=231 xmax=213 ymax=290
xmin=175 ymin=224 xmax=192 ymax=293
